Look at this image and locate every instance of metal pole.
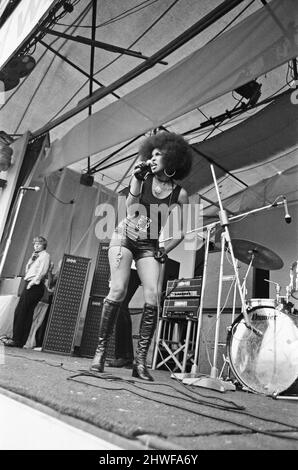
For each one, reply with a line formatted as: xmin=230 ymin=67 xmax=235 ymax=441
xmin=209 ymin=163 xmax=251 ymax=326
xmin=32 ymin=0 xmax=247 ymax=138
xmin=87 ymin=0 xmax=97 ymax=173
xmin=190 ymin=225 xmax=212 ymax=375
xmin=0 ymin=189 xmax=25 ymax=277
xmin=211 ymin=232 xmax=226 ymax=379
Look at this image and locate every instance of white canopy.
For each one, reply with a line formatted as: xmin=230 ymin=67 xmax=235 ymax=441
xmin=38 ymin=0 xmax=298 ymax=187
xmin=0 ymin=0 xmax=298 ymax=220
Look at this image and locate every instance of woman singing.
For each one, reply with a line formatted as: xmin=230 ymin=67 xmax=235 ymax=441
xmin=90 ymin=131 xmax=193 ymax=381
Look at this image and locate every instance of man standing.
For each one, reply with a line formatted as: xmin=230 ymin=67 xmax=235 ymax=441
xmin=3 ymin=236 xmax=50 ymax=348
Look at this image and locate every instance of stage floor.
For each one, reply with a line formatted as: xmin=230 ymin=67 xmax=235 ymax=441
xmin=0 ymin=347 xmax=297 ymax=451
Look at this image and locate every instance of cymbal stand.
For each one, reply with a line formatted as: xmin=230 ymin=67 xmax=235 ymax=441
xmin=184 ymin=164 xmax=260 ymax=392
xmin=165 ymin=188 xmax=286 ymax=387
xmin=219 ymin=255 xmax=253 ymax=383
xmin=241 ymin=254 xmax=254 ymax=297
xmin=264 ymin=279 xmax=281 ymax=304
xmin=190 ymin=223 xmax=214 ymax=376
xmin=171 ymin=224 xmax=214 ymax=381
xmin=219 ymin=261 xmax=238 ymax=382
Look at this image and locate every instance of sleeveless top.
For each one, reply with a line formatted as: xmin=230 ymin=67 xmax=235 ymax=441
xmin=127 ymin=174 xmax=181 ymax=240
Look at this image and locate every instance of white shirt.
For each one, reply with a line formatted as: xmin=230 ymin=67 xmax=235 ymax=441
xmin=24 ymin=250 xmax=50 ymax=285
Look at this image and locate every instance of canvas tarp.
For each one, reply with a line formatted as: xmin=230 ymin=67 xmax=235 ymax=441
xmin=39 ymin=0 xmax=298 ymax=179
xmin=184 ymin=90 xmax=298 ymax=197
xmin=1 ymin=168 xmax=117 ymax=278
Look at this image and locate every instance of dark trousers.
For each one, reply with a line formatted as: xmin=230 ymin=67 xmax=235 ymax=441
xmin=35 ymin=294 xmax=53 ymax=348
xmin=13 ymin=281 xmax=45 ymax=347
xmin=114 ymin=269 xmax=141 ymax=360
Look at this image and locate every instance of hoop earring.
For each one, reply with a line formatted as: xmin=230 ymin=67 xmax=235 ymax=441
xmin=164 ymin=168 xmax=176 ymax=178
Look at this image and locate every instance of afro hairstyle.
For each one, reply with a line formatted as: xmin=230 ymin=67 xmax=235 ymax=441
xmin=138 ymin=131 xmax=193 ymax=180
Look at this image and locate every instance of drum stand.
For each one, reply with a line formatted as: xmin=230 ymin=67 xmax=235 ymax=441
xmin=183 ymin=164 xmax=261 ymax=392
xmin=165 ymin=179 xmax=286 ymax=389
xmin=218 ymin=258 xmax=253 ymax=382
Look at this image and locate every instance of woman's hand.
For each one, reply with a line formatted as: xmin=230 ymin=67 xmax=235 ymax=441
xmin=132 ymin=161 xmax=152 ymax=181
xmin=154 ymin=247 xmax=168 ymax=264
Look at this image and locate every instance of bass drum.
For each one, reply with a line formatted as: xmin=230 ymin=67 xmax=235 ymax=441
xmin=227 ymin=304 xmax=298 ymax=395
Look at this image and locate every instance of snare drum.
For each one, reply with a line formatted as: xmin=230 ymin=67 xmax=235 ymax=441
xmin=227 ymin=302 xmax=298 ymax=395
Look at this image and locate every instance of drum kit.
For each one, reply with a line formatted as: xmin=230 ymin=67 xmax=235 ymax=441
xmin=180 ymin=164 xmax=297 ymax=397
xmin=226 ymin=239 xmax=298 ymax=397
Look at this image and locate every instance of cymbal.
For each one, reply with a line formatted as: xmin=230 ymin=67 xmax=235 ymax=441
xmin=230 ymin=239 xmax=284 ymax=270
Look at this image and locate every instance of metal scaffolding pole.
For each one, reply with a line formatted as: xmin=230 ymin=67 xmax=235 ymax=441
xmin=32 ymin=0 xmax=247 ymax=138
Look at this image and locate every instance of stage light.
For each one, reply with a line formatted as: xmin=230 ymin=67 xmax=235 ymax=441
xmin=0 ymin=178 xmax=7 ymax=189
xmin=63 ymin=1 xmax=74 ymax=13
xmin=80 ymin=173 xmax=94 ymax=187
xmin=0 ymin=131 xmax=14 ymax=171
xmin=234 ymin=80 xmax=262 ymax=106
xmin=0 ymin=55 xmax=36 ymax=92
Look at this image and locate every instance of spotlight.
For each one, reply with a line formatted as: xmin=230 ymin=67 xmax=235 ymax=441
xmin=234 ymin=80 xmax=262 ymax=106
xmin=0 ymin=178 xmax=7 ymax=189
xmin=0 ymin=55 xmax=36 ymax=91
xmin=0 ymin=74 xmax=20 ymax=92
xmin=0 ymin=131 xmax=14 ymax=171
xmin=63 ymin=1 xmax=74 ymax=13
xmin=6 ymin=55 xmax=36 ymax=77
xmin=80 ymin=173 xmax=94 ymax=187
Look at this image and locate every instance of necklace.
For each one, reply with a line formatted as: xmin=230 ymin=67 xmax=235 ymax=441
xmin=153 ymin=176 xmax=172 ymax=195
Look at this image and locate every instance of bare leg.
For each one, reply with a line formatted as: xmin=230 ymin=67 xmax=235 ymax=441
xmin=136 ymin=256 xmax=163 ymax=305
xmin=108 ymin=246 xmax=134 ymax=302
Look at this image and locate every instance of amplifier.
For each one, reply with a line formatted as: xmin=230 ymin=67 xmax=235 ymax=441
xmin=166 ymin=277 xmax=202 ymax=298
xmin=79 ymin=296 xmax=117 ymax=359
xmin=90 ymin=243 xmax=110 ymax=297
xmin=162 ymin=297 xmax=200 ymax=320
xmin=43 ymin=254 xmax=91 ymax=355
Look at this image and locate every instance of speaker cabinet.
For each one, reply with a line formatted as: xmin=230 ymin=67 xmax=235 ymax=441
xmin=196 ymin=248 xmax=270 ymax=309
xmin=90 ymin=243 xmax=110 ymax=297
xmin=42 ymin=254 xmax=91 ymax=355
xmin=197 ymin=308 xmax=241 ymax=375
xmin=79 ymin=296 xmax=117 ymax=359
xmin=200 ymin=249 xmax=254 ymax=309
xmin=80 ymin=257 xmax=180 ymax=360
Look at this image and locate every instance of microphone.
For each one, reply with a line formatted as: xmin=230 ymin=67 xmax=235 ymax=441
xmin=135 ymin=160 xmax=152 ymax=171
xmin=20 ymin=186 xmax=40 ymax=191
xmin=283 ymin=197 xmax=292 ymax=224
xmin=134 ymin=160 xmax=152 ymax=180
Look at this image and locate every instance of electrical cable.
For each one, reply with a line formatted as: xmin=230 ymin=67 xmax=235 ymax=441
xmin=4 ymin=350 xmax=298 ymax=440
xmin=44 ymin=176 xmax=75 ymax=205
xmin=55 ymin=0 xmax=161 ymax=29
xmin=67 ymin=374 xmax=298 ymax=440
xmin=207 ymin=0 xmax=256 ymax=43
xmin=0 ymin=1 xmax=93 ymax=113
xmin=48 ymin=0 xmax=180 ymax=124
xmin=11 ymin=3 xmax=93 ymax=133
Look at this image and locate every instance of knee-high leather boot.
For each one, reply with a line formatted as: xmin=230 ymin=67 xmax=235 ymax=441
xmin=132 ymin=303 xmax=157 ymax=381
xmin=90 ymin=298 xmax=121 ymax=372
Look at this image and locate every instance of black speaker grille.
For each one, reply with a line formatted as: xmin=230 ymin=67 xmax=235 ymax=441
xmin=90 ymin=243 xmax=110 ymax=297
xmin=79 ymin=296 xmax=116 ymax=359
xmin=43 ymin=255 xmax=90 ymax=355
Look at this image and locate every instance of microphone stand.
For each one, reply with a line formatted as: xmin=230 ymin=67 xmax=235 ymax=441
xmin=183 ymin=164 xmax=285 ymax=392
xmin=0 ymin=187 xmax=29 ymax=278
